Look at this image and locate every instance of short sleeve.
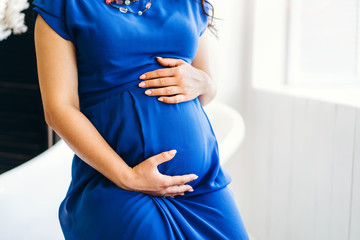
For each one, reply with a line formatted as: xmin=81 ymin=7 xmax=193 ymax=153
xmin=199 ymin=1 xmax=211 ymax=37
xmin=32 ymin=0 xmax=73 ymax=41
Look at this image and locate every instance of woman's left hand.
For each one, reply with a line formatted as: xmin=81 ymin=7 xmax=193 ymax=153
xmin=138 ymin=56 xmax=212 ymax=104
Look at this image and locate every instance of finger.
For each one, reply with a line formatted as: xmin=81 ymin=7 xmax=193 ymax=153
xmin=145 ymin=86 xmax=182 ymax=97
xmin=138 ymin=77 xmax=177 ymax=88
xmin=158 ymin=95 xmax=187 ymax=104
xmin=162 ymin=184 xmax=194 ymax=195
xmin=166 ymin=174 xmax=198 ymax=186
xmin=149 ymin=149 xmax=177 ymax=166
xmin=156 ymin=56 xmax=185 ymax=67
xmin=139 ymin=68 xmax=174 ymax=80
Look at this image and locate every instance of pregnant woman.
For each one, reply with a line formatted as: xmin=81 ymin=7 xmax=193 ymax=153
xmin=32 ymin=0 xmax=249 ymax=239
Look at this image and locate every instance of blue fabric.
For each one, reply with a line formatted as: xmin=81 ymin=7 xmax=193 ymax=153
xmin=32 ymin=0 xmax=249 ymax=239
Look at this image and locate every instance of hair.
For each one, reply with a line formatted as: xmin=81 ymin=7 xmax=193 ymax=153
xmin=200 ymin=0 xmax=218 ymax=38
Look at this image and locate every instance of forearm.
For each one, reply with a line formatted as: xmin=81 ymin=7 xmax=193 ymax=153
xmin=198 ymin=71 xmax=217 ymax=106
xmin=45 ymin=105 xmax=133 ymax=190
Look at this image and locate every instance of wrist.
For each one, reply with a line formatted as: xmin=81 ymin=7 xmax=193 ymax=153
xmin=198 ymin=70 xmax=217 ymax=105
xmin=115 ymin=165 xmax=135 ymax=191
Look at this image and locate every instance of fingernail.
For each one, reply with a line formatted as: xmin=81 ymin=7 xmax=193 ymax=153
xmin=194 ymin=175 xmax=198 ymax=180
xmin=169 ymin=149 xmax=177 ymax=155
xmin=189 ymin=188 xmax=194 ymax=192
xmin=158 ymin=98 xmax=164 ymax=102
xmin=138 ymin=82 xmax=145 ymax=87
xmin=139 ymin=74 xmax=146 ymax=79
xmin=156 ymin=56 xmax=163 ymax=59
xmin=145 ymin=90 xmax=151 ymax=95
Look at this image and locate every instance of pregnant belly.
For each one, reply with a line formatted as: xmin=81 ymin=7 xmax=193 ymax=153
xmin=81 ymin=86 xmax=219 ymax=178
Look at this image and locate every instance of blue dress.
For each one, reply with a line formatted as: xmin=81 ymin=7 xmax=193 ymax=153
xmin=32 ymin=0 xmax=249 ymax=239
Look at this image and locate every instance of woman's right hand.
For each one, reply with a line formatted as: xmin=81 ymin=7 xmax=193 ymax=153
xmin=124 ymin=149 xmax=198 ymax=198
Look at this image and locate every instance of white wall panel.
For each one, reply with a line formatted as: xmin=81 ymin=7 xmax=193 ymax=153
xmin=238 ymin=90 xmax=359 ymax=240
xmin=328 ymin=106 xmax=356 ymax=239
xmin=266 ymin=94 xmax=293 ymax=240
xmin=288 ymin=98 xmax=318 ymax=240
xmin=350 ymin=109 xmax=360 ymax=240
xmin=306 ymin=101 xmax=336 ymax=240
xmin=246 ymin=90 xmax=273 ymax=240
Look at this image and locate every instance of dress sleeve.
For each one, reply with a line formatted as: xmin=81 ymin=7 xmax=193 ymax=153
xmin=199 ymin=0 xmax=211 ymax=37
xmin=32 ymin=0 xmax=73 ymax=42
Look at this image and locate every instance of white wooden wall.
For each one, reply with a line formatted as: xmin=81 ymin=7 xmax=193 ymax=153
xmin=224 ymin=87 xmax=360 ymax=240
xmin=207 ymin=1 xmax=360 ymax=239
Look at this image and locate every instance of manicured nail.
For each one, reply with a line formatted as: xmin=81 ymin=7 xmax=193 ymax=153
xmin=138 ymin=82 xmax=145 ymax=87
xmin=189 ymin=188 xmax=194 ymax=192
xmin=169 ymin=149 xmax=177 ymax=155
xmin=156 ymin=56 xmax=163 ymax=59
xmin=158 ymin=98 xmax=164 ymax=102
xmin=145 ymin=90 xmax=151 ymax=95
xmin=139 ymin=74 xmax=146 ymax=79
xmin=194 ymin=175 xmax=198 ymax=180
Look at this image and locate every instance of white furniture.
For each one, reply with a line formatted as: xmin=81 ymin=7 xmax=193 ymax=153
xmin=0 ymin=100 xmax=245 ymax=240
